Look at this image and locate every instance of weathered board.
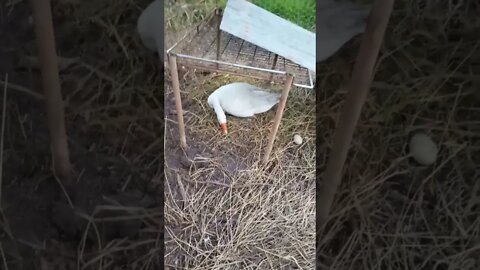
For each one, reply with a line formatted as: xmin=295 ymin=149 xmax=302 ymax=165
xmin=220 ymin=0 xmax=316 ymax=72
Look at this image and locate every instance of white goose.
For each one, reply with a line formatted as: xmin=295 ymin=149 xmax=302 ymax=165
xmin=207 ymin=82 xmax=280 ymax=134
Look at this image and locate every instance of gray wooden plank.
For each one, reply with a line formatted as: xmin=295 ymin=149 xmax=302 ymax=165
xmin=220 ymin=0 xmax=316 ymax=72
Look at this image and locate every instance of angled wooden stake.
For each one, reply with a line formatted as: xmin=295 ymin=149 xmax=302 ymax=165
xmin=168 ymin=54 xmax=187 ymax=149
xmin=30 ymin=0 xmax=71 ymax=182
xmin=317 ymin=0 xmax=395 ymax=228
xmin=263 ymin=74 xmax=294 ymax=164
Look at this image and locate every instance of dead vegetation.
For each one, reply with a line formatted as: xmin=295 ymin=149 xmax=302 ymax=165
xmin=0 ymin=0 xmax=478 ymax=269
xmin=163 ymin=71 xmax=316 ymax=268
xmin=1 ymin=0 xmax=162 ymax=268
xmin=316 ymin=0 xmax=480 ymax=269
xmin=166 ymin=0 xmax=478 ymax=268
xmin=164 ymin=1 xmax=315 ymax=269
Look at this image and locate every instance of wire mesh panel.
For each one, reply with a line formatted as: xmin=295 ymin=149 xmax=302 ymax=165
xmin=167 ymin=8 xmax=314 ymax=89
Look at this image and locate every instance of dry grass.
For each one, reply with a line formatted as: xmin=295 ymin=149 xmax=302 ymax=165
xmin=1 ymin=0 xmax=477 ymax=268
xmin=165 ymin=162 xmax=315 ymax=269
xmin=315 ymin=1 xmax=480 ymax=269
xmin=167 ymin=0 xmax=480 ymax=268
xmin=179 ymin=73 xmax=315 ymax=162
xmin=164 ymin=72 xmax=316 ymax=268
xmin=2 ymin=0 xmax=163 ymax=268
xmin=164 ymin=0 xmax=315 ymax=269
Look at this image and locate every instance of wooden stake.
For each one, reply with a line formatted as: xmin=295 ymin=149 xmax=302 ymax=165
xmin=30 ymin=0 xmax=71 ymax=181
xmin=263 ymin=74 xmax=294 ymax=164
xmin=270 ymin=54 xmax=279 ymax=82
xmin=317 ymin=0 xmax=395 ymax=228
xmin=216 ymin=12 xmax=221 ymax=64
xmin=168 ymin=54 xmax=187 ymax=149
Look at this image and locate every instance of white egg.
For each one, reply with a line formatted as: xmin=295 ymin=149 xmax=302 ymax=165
xmin=293 ymin=134 xmax=303 ymax=145
xmin=409 ymin=133 xmax=438 ymax=165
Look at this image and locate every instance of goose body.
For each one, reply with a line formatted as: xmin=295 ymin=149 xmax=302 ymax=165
xmin=137 ymin=0 xmax=162 ymax=52
xmin=207 ymin=82 xmax=281 ymax=134
xmin=318 ymin=0 xmax=371 ymax=62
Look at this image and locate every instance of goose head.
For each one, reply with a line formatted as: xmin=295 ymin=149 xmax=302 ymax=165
xmin=207 ymin=95 xmax=228 ymax=134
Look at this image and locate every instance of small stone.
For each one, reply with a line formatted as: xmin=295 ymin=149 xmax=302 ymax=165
xmin=293 ymin=134 xmax=303 ymax=145
xmin=409 ymin=133 xmax=438 ymax=165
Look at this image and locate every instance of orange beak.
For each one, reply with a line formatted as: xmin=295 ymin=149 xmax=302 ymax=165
xmin=220 ymin=123 xmax=228 ymax=134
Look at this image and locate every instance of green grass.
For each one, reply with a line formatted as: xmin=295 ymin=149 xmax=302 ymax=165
xmin=165 ymin=0 xmax=315 ymax=33
xmin=251 ymin=0 xmax=316 ymax=32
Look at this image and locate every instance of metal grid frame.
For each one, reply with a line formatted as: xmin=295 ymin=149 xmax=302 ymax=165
xmin=166 ymin=8 xmax=314 ymax=89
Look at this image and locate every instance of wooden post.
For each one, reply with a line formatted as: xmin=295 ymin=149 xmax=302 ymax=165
xmin=216 ymin=12 xmax=221 ymax=61
xmin=30 ymin=0 xmax=71 ymax=181
xmin=262 ymin=74 xmax=294 ymax=164
xmin=317 ymin=0 xmax=394 ymax=228
xmin=270 ymin=54 xmax=278 ymax=82
xmin=271 ymin=54 xmax=279 ymax=70
xmin=168 ymin=54 xmax=187 ymax=149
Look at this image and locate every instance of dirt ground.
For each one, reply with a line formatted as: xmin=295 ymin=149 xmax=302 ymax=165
xmin=1 ymin=0 xmax=480 ymax=269
xmin=163 ymin=2 xmax=316 ymax=269
xmin=314 ymin=1 xmax=480 ymax=269
xmin=1 ymin=1 xmax=162 ymax=269
xmin=163 ymin=69 xmax=316 ymax=269
xmin=166 ymin=0 xmax=479 ymax=269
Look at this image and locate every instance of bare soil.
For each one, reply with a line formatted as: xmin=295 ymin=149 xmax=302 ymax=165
xmin=1 ymin=1 xmax=162 ymax=269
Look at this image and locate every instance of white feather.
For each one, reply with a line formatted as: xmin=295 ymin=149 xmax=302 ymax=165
xmin=207 ymin=82 xmax=280 ymax=124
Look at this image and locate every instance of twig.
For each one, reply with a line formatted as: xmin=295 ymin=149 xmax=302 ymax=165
xmin=54 ymin=175 xmax=74 ymax=209
xmin=175 ymin=174 xmax=188 ymax=206
xmin=0 ymin=80 xmax=44 ymax=100
xmin=317 ymin=0 xmax=395 ymax=229
xmin=0 ymin=241 xmax=8 ymax=270
xmin=0 ymin=74 xmax=7 ymax=204
xmin=182 ymin=176 xmax=269 ymax=189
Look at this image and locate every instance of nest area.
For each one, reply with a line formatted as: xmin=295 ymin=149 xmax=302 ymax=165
xmin=167 ymin=9 xmax=314 ymax=89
